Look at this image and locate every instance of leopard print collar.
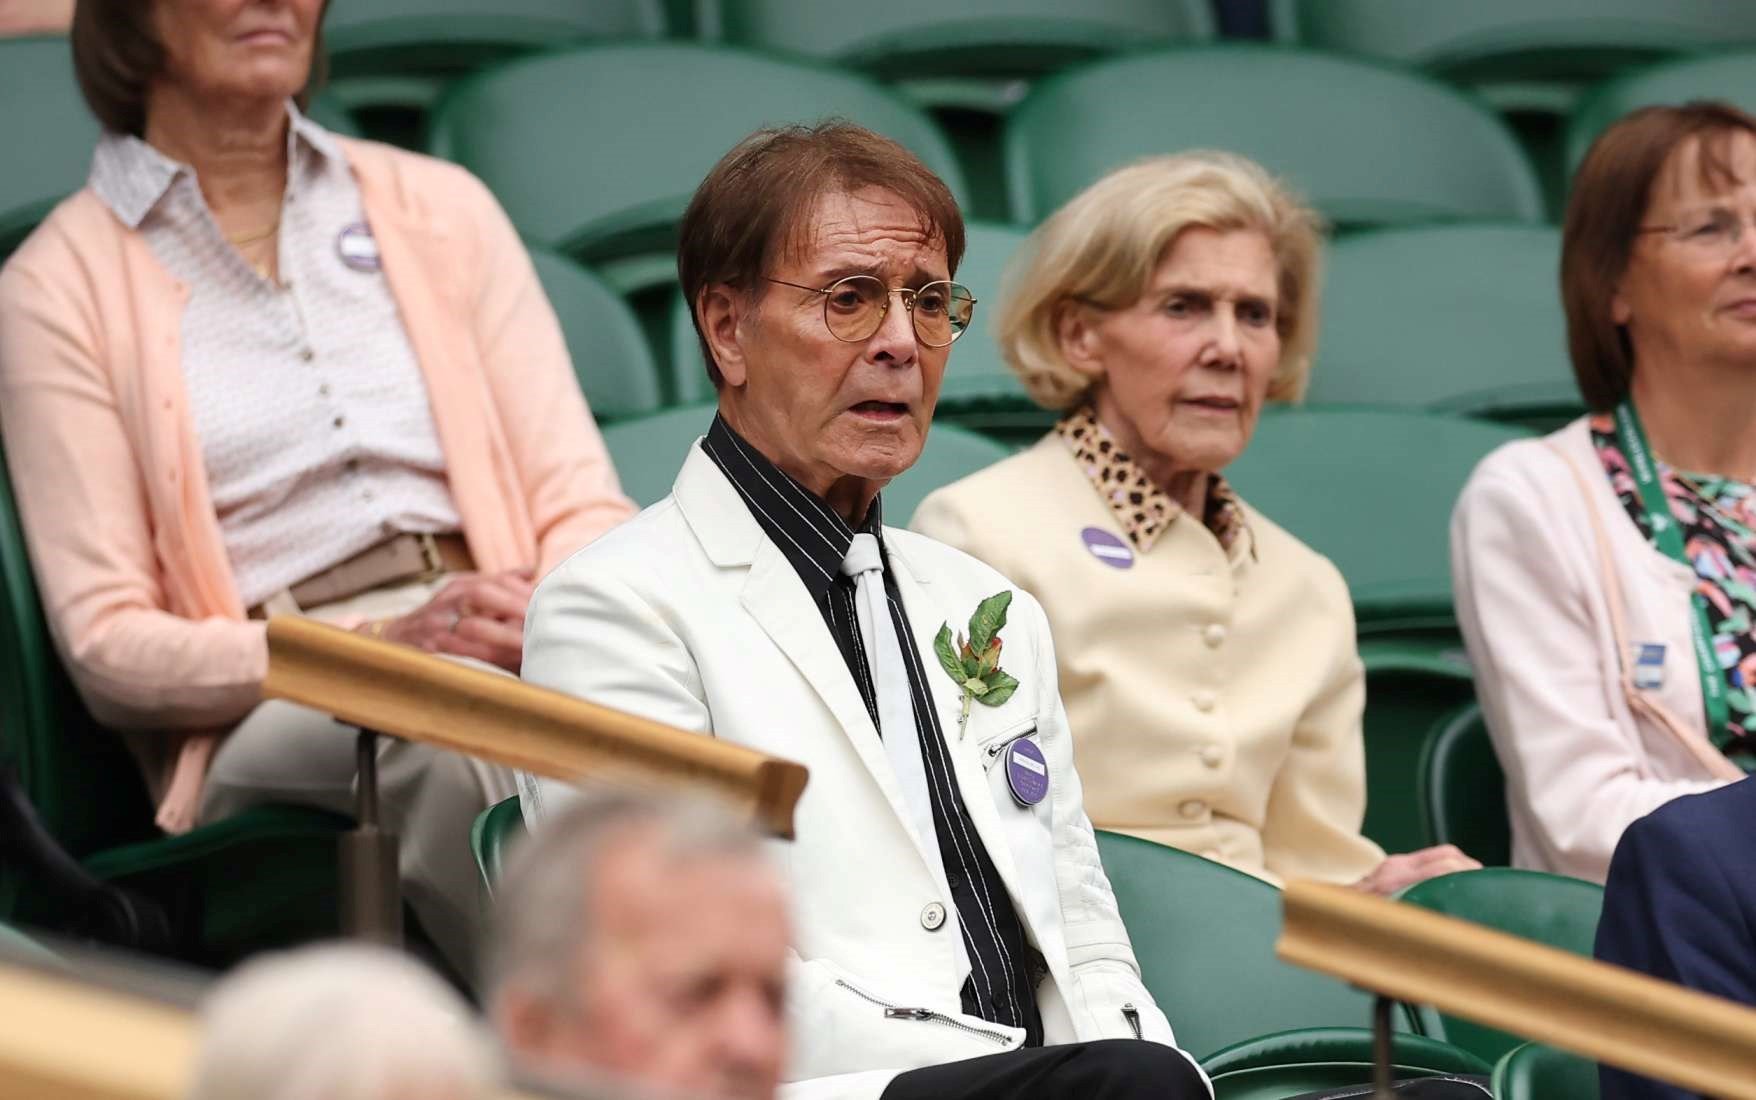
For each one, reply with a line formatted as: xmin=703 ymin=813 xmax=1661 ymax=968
xmin=1055 ymin=405 xmax=1249 ymax=555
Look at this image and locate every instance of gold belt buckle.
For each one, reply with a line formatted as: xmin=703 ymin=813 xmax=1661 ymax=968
xmin=415 ymin=532 xmax=444 ymax=577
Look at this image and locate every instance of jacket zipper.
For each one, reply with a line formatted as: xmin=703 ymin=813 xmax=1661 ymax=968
xmin=1122 ymin=1003 xmax=1142 ymax=1039
xmin=834 ymin=979 xmax=1014 ymax=1046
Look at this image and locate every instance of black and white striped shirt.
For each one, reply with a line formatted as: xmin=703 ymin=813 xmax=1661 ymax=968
xmin=703 ymin=415 xmax=1044 ymax=1045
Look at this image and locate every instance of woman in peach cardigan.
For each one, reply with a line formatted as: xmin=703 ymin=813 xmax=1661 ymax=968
xmin=1453 ymin=103 xmax=1756 ymax=883
xmin=0 ymin=0 xmax=634 ymax=971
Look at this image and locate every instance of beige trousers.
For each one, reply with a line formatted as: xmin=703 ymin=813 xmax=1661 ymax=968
xmin=197 ymin=575 xmax=518 ymax=984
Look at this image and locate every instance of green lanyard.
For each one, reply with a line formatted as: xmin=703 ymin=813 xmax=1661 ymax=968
xmin=1612 ymin=400 xmax=1730 ymax=740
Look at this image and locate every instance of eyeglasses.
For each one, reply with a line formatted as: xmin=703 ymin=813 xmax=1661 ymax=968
xmin=1638 ymin=208 xmax=1756 ymax=253
xmin=762 ymin=275 xmax=977 ymax=348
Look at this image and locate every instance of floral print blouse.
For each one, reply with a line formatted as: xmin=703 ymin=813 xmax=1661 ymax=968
xmin=1592 ymin=413 xmax=1756 ymax=764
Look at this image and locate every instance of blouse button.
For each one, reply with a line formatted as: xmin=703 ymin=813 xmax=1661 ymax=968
xmin=1179 ymin=799 xmax=1206 ymax=820
xmin=1193 ymin=691 xmax=1216 ymax=713
xmin=1203 ymin=623 xmax=1227 ymax=648
xmin=1200 ymin=744 xmax=1224 ymax=768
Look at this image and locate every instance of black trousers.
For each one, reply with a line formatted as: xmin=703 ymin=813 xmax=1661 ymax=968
xmin=880 ymin=1040 xmax=1207 ymax=1100
xmin=879 ymin=1040 xmax=1492 ymax=1100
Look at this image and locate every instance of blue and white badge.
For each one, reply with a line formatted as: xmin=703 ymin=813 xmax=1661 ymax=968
xmin=1080 ymin=526 xmax=1134 ymax=570
xmin=1632 ymin=643 xmax=1666 ymax=691
xmin=1005 ymin=738 xmax=1049 ymax=807
xmin=335 ymin=222 xmax=381 ymax=272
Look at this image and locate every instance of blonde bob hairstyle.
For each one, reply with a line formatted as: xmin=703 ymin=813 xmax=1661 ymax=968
xmin=998 ymin=151 xmax=1324 ymax=411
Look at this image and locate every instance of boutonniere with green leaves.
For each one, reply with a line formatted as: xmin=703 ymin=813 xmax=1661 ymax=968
xmin=934 ymin=591 xmax=1020 ymax=738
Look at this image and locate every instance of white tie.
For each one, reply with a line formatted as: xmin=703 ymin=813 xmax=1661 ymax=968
xmin=841 ymin=534 xmax=968 ymax=975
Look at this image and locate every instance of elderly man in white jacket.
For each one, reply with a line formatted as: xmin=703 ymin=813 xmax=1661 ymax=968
xmin=517 ymin=121 xmax=1208 ymax=1100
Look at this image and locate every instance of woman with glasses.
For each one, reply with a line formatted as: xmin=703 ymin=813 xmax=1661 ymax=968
xmin=1452 ymin=102 xmax=1756 ymax=884
xmin=914 ymin=152 xmax=1476 ymax=893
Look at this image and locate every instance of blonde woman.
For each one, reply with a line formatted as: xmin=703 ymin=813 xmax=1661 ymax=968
xmin=914 ymin=152 xmax=1476 ymax=892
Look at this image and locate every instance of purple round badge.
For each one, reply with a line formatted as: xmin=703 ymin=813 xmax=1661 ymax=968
xmin=1005 ymin=738 xmax=1050 ymax=807
xmin=1079 ymin=526 xmax=1134 ymax=570
xmin=335 ymin=223 xmax=381 ymax=272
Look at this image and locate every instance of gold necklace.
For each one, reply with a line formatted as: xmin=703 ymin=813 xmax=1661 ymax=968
xmin=225 ymin=221 xmax=279 ymax=247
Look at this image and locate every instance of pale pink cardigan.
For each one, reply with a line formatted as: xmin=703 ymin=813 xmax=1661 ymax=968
xmin=0 ymin=137 xmax=637 ymax=831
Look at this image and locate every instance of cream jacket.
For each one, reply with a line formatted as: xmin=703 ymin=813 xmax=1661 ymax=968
xmin=519 ymin=443 xmax=1205 ymax=1100
xmin=912 ymin=434 xmax=1384 ymax=886
xmin=1452 ymin=417 xmax=1739 ymax=883
xmin=0 ymin=137 xmax=635 ymax=827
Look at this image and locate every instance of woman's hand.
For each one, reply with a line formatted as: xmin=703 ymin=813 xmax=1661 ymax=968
xmin=1353 ymin=844 xmax=1482 ymax=896
xmin=381 ymin=569 xmax=536 ymax=673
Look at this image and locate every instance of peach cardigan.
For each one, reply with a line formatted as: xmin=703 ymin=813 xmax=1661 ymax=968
xmin=0 ymin=137 xmax=636 ymax=831
xmin=1452 ymin=417 xmax=1740 ymax=883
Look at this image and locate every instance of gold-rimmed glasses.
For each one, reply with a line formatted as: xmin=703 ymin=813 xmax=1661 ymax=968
xmin=1637 ymin=208 xmax=1756 ymax=254
xmin=763 ymin=274 xmax=977 ymax=348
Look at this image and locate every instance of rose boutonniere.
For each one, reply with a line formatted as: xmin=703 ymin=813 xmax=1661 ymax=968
xmin=934 ymin=591 xmax=1020 ymax=738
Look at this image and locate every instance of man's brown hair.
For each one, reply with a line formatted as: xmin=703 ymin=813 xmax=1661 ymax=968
xmin=676 ymin=120 xmax=966 ymax=388
xmin=1562 ymin=101 xmax=1756 ymax=411
xmin=70 ymin=0 xmax=328 ymax=137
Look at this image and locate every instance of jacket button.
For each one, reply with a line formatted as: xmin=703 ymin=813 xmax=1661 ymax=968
xmin=1203 ymin=623 xmax=1227 ymax=647
xmin=1201 ymin=744 xmax=1224 ymax=768
xmin=1193 ymin=691 xmax=1216 ymax=713
xmin=920 ymin=902 xmax=947 ymax=931
xmin=1179 ymin=799 xmax=1206 ymax=820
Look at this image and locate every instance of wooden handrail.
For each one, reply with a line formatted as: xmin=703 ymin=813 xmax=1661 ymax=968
xmin=263 ymin=617 xmax=809 ymax=838
xmin=1279 ymin=880 xmax=1756 ymax=1097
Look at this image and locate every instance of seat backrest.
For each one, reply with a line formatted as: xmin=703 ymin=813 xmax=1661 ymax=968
xmin=0 ymin=446 xmax=156 ymax=860
xmin=668 ymin=220 xmax=1037 ymax=413
xmin=0 ymin=36 xmax=102 ymax=261
xmin=324 ymin=0 xmax=666 ymax=66
xmin=1223 ymin=409 xmax=1532 ymax=624
xmin=1399 ymin=868 xmax=1604 ymax=1063
xmin=1309 ymin=224 xmax=1580 ymax=430
xmin=1491 ymin=1040 xmax=1600 ymax=1100
xmin=697 ymin=0 xmax=1212 ymax=73
xmin=427 ymin=43 xmax=968 ymax=262
xmin=471 ymin=795 xmax=527 ymax=894
xmin=526 ymin=246 xmax=663 ymax=421
xmin=1270 ymin=0 xmax=1756 ymax=85
xmin=1566 ymin=50 xmax=1756 ymax=173
xmin=1358 ymin=639 xmax=1477 ymax=857
xmin=1418 ymin=702 xmax=1511 ymax=866
xmin=1095 ymin=830 xmax=1408 ymax=1059
xmin=1005 ymin=45 xmax=1543 ymax=229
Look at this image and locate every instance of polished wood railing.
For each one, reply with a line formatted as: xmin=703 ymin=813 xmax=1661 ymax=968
xmin=1279 ymin=880 xmax=1756 ymax=1098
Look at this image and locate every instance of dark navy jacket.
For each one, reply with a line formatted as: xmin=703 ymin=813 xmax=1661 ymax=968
xmin=1596 ymin=777 xmax=1756 ymax=1100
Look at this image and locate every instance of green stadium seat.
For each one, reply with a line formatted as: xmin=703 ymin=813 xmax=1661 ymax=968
xmin=1004 ymin=45 xmax=1544 ymax=230
xmin=1204 ymin=1028 xmax=1490 ymax=1099
xmin=1398 ymin=869 xmax=1604 ymax=1064
xmin=1095 ymin=829 xmax=1418 ymax=1060
xmin=320 ymin=0 xmax=666 ymax=146
xmin=698 ymin=0 xmax=1212 ymax=77
xmin=667 ymin=221 xmax=1049 ymax=435
xmin=526 ymin=246 xmax=663 ymax=422
xmin=1357 ymin=639 xmax=1477 ymax=858
xmin=1419 ymin=703 xmax=1511 ymax=867
xmin=1310 ymin=224 xmax=1581 ymax=433
xmin=1491 ymin=1041 xmax=1599 ymax=1100
xmin=0 ymin=36 xmax=101 ymax=262
xmin=471 ymin=793 xmax=526 ymax=896
xmin=598 ymin=404 xmax=1014 ymax=523
xmin=1566 ymin=50 xmax=1756 ymax=175
xmin=427 ymin=43 xmax=968 ymax=295
xmin=0 ymin=443 xmax=350 ymax=965
xmin=1268 ymin=1 xmax=1756 ymax=115
xmin=1223 ymin=408 xmax=1533 ymax=630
